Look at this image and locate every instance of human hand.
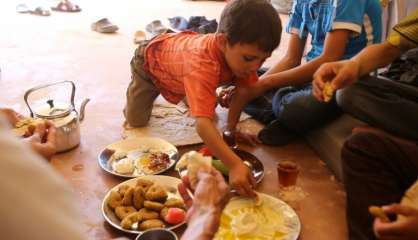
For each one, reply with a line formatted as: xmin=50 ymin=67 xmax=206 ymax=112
xmin=229 ymin=162 xmax=256 ymax=197
xmin=178 ymin=167 xmax=230 ymax=240
xmin=0 ymin=108 xmax=25 ymax=126
xmin=235 ymin=131 xmax=261 ymax=146
xmin=24 ymin=121 xmax=57 ymax=158
xmin=217 ymin=86 xmax=236 ymax=108
xmin=313 ymin=60 xmax=360 ymax=101
xmin=373 ymin=204 xmax=418 ymax=240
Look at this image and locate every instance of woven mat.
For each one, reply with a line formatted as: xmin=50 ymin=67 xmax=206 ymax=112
xmin=122 ymin=98 xmax=264 ymax=147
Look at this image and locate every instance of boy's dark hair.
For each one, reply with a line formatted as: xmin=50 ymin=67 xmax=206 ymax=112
xmin=218 ymin=0 xmax=281 ymax=53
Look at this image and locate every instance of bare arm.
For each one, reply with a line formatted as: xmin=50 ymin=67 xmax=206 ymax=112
xmin=263 ymin=30 xmax=350 ymax=89
xmin=313 ymin=42 xmax=402 ymax=101
xmin=195 ymin=117 xmax=256 ymax=197
xmin=195 ymin=117 xmax=240 ymax=169
xmin=262 ymin=34 xmax=306 ymax=77
xmin=351 ymin=42 xmax=401 ymax=77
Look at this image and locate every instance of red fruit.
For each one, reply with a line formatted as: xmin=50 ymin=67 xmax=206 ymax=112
xmin=198 ymin=147 xmax=212 ymax=157
xmin=165 ymin=208 xmax=186 ymax=225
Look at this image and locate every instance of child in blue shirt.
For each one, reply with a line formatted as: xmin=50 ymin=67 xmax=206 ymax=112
xmin=222 ymin=0 xmax=382 ymax=146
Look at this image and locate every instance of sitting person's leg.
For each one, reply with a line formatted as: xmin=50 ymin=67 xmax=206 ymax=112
xmin=242 ymin=88 xmax=277 ymax=124
xmin=257 ymin=84 xmax=341 ymax=145
xmin=337 ymin=75 xmax=418 ymax=140
xmin=124 ymin=41 xmax=160 ymax=127
xmin=342 ymin=131 xmax=418 ymax=240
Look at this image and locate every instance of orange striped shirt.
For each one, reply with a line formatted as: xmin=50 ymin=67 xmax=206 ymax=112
xmin=144 ymin=32 xmax=258 ymax=119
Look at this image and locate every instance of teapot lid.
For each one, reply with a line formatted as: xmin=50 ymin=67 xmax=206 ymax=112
xmin=34 ymin=99 xmax=73 ymax=119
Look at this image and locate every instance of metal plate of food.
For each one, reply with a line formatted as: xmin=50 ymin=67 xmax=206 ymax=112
xmin=98 ymin=137 xmax=178 ymax=178
xmin=176 ymin=148 xmax=264 ymax=184
xmin=102 ymin=175 xmax=186 ymax=234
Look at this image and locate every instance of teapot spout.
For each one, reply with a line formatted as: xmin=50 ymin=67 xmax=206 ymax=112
xmin=79 ymin=98 xmax=90 ymax=122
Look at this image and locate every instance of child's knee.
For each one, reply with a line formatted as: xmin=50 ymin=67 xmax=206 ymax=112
xmin=124 ymin=107 xmax=149 ymax=127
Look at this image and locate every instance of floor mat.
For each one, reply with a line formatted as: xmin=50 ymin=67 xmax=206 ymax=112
xmin=122 ymin=98 xmax=262 ymax=146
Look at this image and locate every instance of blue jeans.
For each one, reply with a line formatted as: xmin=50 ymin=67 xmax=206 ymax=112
xmin=244 ymin=83 xmax=341 ymax=134
xmin=337 ymin=76 xmax=418 ymax=140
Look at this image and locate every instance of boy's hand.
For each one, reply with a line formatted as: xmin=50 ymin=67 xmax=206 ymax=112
xmin=313 ymin=60 xmax=360 ymax=101
xmin=0 ymin=108 xmax=25 ymax=126
xmin=217 ymin=86 xmax=235 ymax=108
xmin=229 ymin=162 xmax=256 ymax=197
xmin=373 ymin=204 xmax=418 ymax=240
xmin=24 ymin=121 xmax=57 ymax=159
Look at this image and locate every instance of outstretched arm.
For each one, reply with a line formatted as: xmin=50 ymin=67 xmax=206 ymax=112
xmin=262 ymin=29 xmax=350 ymax=89
xmin=195 ymin=117 xmax=256 ymax=197
xmin=313 ymin=42 xmax=401 ymax=101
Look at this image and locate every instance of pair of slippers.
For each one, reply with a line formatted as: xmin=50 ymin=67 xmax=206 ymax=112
xmin=90 ymin=19 xmax=168 ymax=40
xmin=133 ymin=20 xmax=169 ymax=44
xmin=16 ymin=1 xmax=81 ymax=16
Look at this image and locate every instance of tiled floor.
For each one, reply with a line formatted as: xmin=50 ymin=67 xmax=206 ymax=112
xmin=0 ymin=0 xmax=347 ymax=239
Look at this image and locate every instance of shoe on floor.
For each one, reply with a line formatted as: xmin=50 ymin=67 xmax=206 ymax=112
xmin=145 ymin=20 xmax=168 ymax=38
xmin=16 ymin=3 xmax=30 ymax=13
xmin=257 ymin=120 xmax=297 ymax=146
xmin=16 ymin=3 xmax=51 ymax=16
xmin=133 ymin=30 xmax=146 ymax=44
xmin=91 ymin=18 xmax=119 ymax=33
xmin=51 ymin=0 xmax=81 ymax=12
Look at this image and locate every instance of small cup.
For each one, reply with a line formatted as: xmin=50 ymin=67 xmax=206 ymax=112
xmin=277 ymin=161 xmax=299 ymax=187
xmin=135 ymin=228 xmax=178 ymax=240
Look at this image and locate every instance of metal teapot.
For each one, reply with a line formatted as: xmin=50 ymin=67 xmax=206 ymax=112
xmin=24 ymin=81 xmax=89 ymax=152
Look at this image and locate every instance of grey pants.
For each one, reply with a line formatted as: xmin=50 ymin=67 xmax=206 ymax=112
xmin=124 ymin=40 xmax=160 ymax=127
xmin=337 ymin=76 xmax=418 ymax=140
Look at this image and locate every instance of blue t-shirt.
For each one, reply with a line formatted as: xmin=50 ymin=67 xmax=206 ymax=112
xmin=286 ymin=0 xmax=382 ymax=61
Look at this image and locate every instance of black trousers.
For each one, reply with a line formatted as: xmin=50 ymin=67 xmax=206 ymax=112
xmin=342 ymin=132 xmax=418 ymax=240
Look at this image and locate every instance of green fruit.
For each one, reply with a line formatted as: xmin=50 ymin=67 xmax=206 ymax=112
xmin=212 ymin=159 xmax=229 ymax=176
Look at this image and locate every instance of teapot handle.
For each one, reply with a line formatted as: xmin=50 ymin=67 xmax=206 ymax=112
xmin=24 ymin=81 xmax=76 ymax=117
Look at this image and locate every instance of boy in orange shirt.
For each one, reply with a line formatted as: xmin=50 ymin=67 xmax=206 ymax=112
xmin=124 ymin=0 xmax=281 ymax=197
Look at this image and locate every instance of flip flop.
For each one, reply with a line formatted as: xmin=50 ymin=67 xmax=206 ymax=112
xmin=51 ymin=0 xmax=81 ymax=12
xmin=145 ymin=20 xmax=168 ymax=38
xmin=16 ymin=3 xmax=51 ymax=16
xmin=133 ymin=30 xmax=146 ymax=44
xmin=30 ymin=7 xmax=51 ymax=16
xmin=91 ymin=18 xmax=119 ymax=34
xmin=16 ymin=3 xmax=31 ymax=13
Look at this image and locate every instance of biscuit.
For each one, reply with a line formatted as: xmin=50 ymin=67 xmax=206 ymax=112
xmin=323 ymin=82 xmax=334 ymax=102
xmin=369 ymin=206 xmax=390 ymax=222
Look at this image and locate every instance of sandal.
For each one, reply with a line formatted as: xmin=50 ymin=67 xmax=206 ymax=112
xmin=16 ymin=3 xmax=31 ymax=13
xmin=91 ymin=18 xmax=119 ymax=34
xmin=16 ymin=3 xmax=51 ymax=16
xmin=52 ymin=0 xmax=81 ymax=12
xmin=30 ymin=7 xmax=51 ymax=16
xmin=134 ymin=31 xmax=146 ymax=44
xmin=145 ymin=20 xmax=168 ymax=38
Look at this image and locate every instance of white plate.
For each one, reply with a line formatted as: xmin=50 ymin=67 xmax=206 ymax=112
xmin=214 ymin=193 xmax=301 ymax=240
xmin=98 ymin=137 xmax=179 ymax=177
xmin=101 ymin=175 xmax=185 ymax=234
